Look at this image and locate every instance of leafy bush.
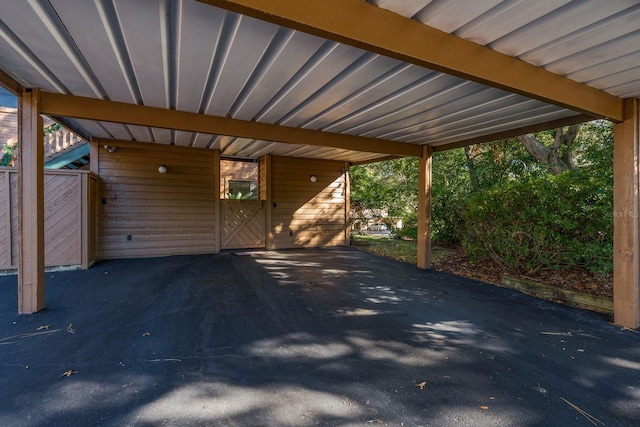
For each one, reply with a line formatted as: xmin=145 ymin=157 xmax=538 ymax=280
xmin=0 ymin=143 xmax=15 ymax=166
xmin=459 ymin=168 xmax=612 ymax=275
xmin=395 ymin=212 xmax=417 ymax=240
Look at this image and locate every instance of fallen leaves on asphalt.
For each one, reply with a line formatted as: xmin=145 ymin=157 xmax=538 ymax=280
xmin=480 ymin=406 xmax=489 ymax=410
xmin=415 ymin=381 xmax=427 ymax=390
xmin=60 ymin=370 xmax=77 ymax=377
xmin=66 ymin=323 xmax=75 ymax=334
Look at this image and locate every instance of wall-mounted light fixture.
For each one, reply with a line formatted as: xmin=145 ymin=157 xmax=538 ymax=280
xmin=103 ymin=145 xmax=116 ymax=153
xmin=309 ymin=175 xmax=317 ymax=182
xmin=158 ymin=165 xmax=167 ymax=174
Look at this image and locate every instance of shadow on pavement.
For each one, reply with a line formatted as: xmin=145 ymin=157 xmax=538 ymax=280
xmin=0 ymin=247 xmax=638 ymax=426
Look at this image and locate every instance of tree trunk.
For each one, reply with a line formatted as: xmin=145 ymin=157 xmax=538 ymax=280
xmin=516 ymin=124 xmax=581 ymax=174
xmin=464 ymin=145 xmax=480 ymax=192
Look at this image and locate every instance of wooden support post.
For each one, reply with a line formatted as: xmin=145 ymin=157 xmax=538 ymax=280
xmin=17 ymin=89 xmax=45 ymax=314
xmin=613 ymin=98 xmax=640 ymax=329
xmin=417 ymin=145 xmax=432 ymax=269
xmin=213 ymin=149 xmax=221 ymax=253
xmin=344 ymin=162 xmax=351 ymax=246
xmin=264 ymin=155 xmax=273 ymax=250
xmin=89 ymin=140 xmax=99 ymax=175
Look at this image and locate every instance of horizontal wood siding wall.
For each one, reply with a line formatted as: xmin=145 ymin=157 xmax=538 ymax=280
xmin=0 ymin=168 xmax=97 ymax=270
xmin=97 ymin=141 xmax=217 ymax=259
xmin=270 ymin=156 xmax=347 ymax=249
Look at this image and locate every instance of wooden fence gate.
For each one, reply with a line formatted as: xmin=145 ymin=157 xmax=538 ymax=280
xmin=221 ymin=200 xmax=265 ymax=249
xmin=0 ymin=168 xmax=98 ymax=270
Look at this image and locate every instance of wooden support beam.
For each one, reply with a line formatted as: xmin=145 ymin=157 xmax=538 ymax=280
xmin=613 ymin=98 xmax=640 ymax=329
xmin=0 ymin=68 xmax=24 ymax=96
xmin=350 ymin=155 xmax=402 ymax=166
xmin=17 ymin=89 xmax=45 ymax=314
xmin=40 ymin=92 xmax=422 ymax=158
xmin=199 ymin=0 xmax=623 ymax=122
xmin=417 ymin=145 xmax=432 ymax=269
xmin=432 ymin=114 xmax=593 ymax=153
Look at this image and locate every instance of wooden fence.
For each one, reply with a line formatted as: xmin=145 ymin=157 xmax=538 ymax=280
xmin=0 ymin=168 xmax=98 ymax=271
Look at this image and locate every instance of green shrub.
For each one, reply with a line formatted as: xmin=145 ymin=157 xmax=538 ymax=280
xmin=395 ymin=212 xmax=417 ymax=240
xmin=459 ymin=168 xmax=612 ymax=275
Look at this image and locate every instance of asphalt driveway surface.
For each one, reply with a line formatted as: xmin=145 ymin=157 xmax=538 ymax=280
xmin=0 ymin=248 xmax=639 ymax=426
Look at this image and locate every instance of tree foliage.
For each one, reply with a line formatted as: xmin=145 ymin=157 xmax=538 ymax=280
xmin=350 ymin=157 xmax=418 ymax=234
xmin=351 ymin=120 xmax=614 ymax=275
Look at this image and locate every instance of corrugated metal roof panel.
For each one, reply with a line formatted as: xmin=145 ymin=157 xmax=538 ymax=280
xmin=376 ymin=0 xmax=640 ymax=100
xmin=0 ymin=0 xmax=637 ymax=162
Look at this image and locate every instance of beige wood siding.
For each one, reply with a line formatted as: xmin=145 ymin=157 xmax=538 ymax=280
xmin=97 ymin=141 xmax=217 ymax=259
xmin=0 ymin=168 xmax=97 ymax=270
xmin=270 ymin=156 xmax=347 ymax=249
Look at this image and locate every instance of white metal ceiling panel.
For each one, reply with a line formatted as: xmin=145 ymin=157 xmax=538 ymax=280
xmin=321 ymin=73 xmax=471 ymax=135
xmin=254 ymin=42 xmax=375 ymax=124
xmin=462 ymin=0 xmax=573 ymax=48
xmin=174 ymin=0 xmax=226 ymax=113
xmin=112 ymin=0 xmax=171 ymax=108
xmin=281 ymin=56 xmax=420 ymax=129
xmin=229 ymin=30 xmax=327 ymax=121
xmin=71 ymin=119 xmax=112 ymax=140
xmin=413 ymin=0 xmax=504 ymax=34
xmin=411 ymin=103 xmax=572 ymax=144
xmin=126 ymin=125 xmax=155 ymax=143
xmin=519 ymin=5 xmax=640 ymax=69
xmin=174 ymin=130 xmax=194 ymax=147
xmin=378 ymin=0 xmax=640 ymax=102
xmin=191 ymin=133 xmax=215 ymax=149
xmin=150 ymin=127 xmax=173 ymax=144
xmin=0 ymin=1 xmax=98 ymax=97
xmin=349 ymin=80 xmax=483 ymax=138
xmin=51 ymin=0 xmax=138 ymax=103
xmin=100 ymin=122 xmax=134 ymax=141
xmin=204 ymin=15 xmax=281 ymax=117
xmin=368 ymin=0 xmax=432 ymax=19
xmin=487 ymin=1 xmax=638 ymax=59
xmin=0 ymin=20 xmax=64 ymax=92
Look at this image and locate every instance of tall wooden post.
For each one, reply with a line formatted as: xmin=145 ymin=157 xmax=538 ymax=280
xmin=213 ymin=149 xmax=221 ymax=252
xmin=263 ymin=154 xmax=273 ymax=250
xmin=344 ymin=162 xmax=351 ymax=246
xmin=17 ymin=89 xmax=45 ymax=314
xmin=613 ymin=98 xmax=640 ymax=328
xmin=417 ymin=145 xmax=432 ymax=269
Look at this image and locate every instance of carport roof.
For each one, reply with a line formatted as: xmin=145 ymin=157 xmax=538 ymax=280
xmin=0 ymin=0 xmax=638 ymax=163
